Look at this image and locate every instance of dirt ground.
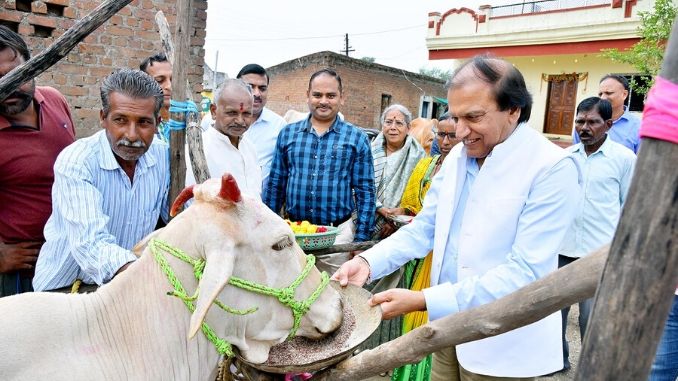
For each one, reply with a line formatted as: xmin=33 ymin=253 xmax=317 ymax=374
xmin=363 ymin=305 xmax=581 ymax=381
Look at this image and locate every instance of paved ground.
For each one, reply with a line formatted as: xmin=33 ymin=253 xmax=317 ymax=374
xmin=363 ymin=305 xmax=581 ymax=381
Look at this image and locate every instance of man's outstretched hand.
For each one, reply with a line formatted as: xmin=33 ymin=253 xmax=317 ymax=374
xmin=369 ymin=288 xmax=426 ymax=320
xmin=331 ymin=256 xmax=371 ymax=287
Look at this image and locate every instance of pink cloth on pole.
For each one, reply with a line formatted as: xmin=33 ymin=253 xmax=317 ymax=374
xmin=639 ymin=76 xmax=678 ymax=144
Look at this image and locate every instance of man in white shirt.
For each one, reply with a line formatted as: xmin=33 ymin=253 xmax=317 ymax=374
xmin=333 ymin=56 xmax=581 ymax=380
xmin=185 ymin=79 xmax=261 ymax=198
xmin=236 ymin=64 xmax=286 ymax=187
xmin=558 ymin=96 xmax=636 ymax=372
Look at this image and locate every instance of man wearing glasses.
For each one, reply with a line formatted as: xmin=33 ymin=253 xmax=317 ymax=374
xmin=334 ymin=55 xmax=581 ymax=380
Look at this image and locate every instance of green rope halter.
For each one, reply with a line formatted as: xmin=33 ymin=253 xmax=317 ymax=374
xmin=149 ymin=238 xmax=330 ymax=357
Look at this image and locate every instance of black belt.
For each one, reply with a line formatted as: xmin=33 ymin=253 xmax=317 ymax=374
xmin=289 ymin=213 xmax=352 ymax=227
xmin=328 ymin=213 xmax=353 ymax=227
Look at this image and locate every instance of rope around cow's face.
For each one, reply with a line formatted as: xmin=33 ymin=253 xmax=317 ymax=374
xmin=149 ymin=238 xmax=330 ymax=358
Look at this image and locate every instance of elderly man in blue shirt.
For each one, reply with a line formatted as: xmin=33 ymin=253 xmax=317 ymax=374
xmin=558 ymin=96 xmax=636 ymax=372
xmin=334 ymin=56 xmax=581 ymax=380
xmin=33 ymin=69 xmax=169 ymax=292
xmin=264 ymin=68 xmax=375 ymax=275
xmin=573 ymin=74 xmax=640 ymax=153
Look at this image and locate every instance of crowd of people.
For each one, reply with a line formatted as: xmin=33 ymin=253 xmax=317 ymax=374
xmin=1 ymin=22 xmax=676 ymax=381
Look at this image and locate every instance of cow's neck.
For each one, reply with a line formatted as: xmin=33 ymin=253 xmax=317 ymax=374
xmin=87 ymin=247 xmax=224 ymax=380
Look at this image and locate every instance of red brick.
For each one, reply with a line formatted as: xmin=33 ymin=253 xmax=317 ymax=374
xmin=57 ymin=18 xmax=75 ymax=29
xmin=78 ymin=44 xmax=105 ymax=54
xmin=44 ymin=0 xmax=70 ymax=6
xmin=61 ymin=86 xmax=88 ymax=96
xmin=60 ymin=63 xmax=85 ymax=74
xmin=75 ymin=108 xmax=99 ymax=119
xmin=109 ymin=14 xmax=122 ymax=25
xmin=100 ymin=57 xmax=112 ymax=66
xmin=31 ymin=1 xmax=47 ymax=14
xmin=135 ymin=30 xmax=158 ymax=41
xmin=62 ymin=6 xmax=76 ymax=18
xmin=89 ymin=66 xmax=114 ymax=77
xmin=0 ymin=11 xmax=22 ymax=22
xmin=18 ymin=23 xmax=34 ymax=35
xmin=106 ymin=25 xmax=133 ymax=37
xmin=126 ymin=17 xmax=138 ymax=27
xmin=139 ymin=19 xmax=154 ymax=29
xmin=117 ymin=5 xmax=131 ymax=16
xmin=98 ymin=34 xmax=111 ymax=45
xmin=52 ymin=73 xmax=67 ymax=85
xmin=27 ymin=14 xmax=56 ymax=29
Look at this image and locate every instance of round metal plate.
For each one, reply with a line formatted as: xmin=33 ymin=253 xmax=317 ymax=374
xmin=237 ymin=282 xmax=381 ymax=374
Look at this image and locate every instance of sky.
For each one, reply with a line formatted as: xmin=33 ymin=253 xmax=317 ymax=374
xmin=203 ymin=1 xmax=511 ymax=78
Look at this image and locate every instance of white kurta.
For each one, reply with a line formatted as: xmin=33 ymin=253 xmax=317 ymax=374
xmin=185 ymin=127 xmax=262 ymax=199
xmin=363 ymin=123 xmax=582 ymax=377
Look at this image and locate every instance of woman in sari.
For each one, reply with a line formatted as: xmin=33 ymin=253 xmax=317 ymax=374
xmin=391 ymin=113 xmax=459 ymax=381
xmin=371 ymin=104 xmax=426 ymax=241
xmin=360 ymin=104 xmax=425 ymax=353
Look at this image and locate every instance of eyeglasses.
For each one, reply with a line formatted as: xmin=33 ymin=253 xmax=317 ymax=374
xmin=436 ymin=132 xmax=456 ymax=140
xmin=383 ymin=119 xmax=406 ymax=128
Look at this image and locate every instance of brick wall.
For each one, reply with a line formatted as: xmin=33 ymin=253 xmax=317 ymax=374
xmin=0 ymin=0 xmax=207 ymax=137
xmin=266 ymin=51 xmax=446 ymax=129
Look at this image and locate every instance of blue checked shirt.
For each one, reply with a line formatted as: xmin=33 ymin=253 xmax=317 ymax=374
xmin=264 ymin=116 xmax=376 ymax=242
xmin=33 ymin=131 xmax=170 ymax=291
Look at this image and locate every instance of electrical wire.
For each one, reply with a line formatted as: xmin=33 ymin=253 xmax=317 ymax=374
xmin=205 ymin=24 xmax=423 ymax=42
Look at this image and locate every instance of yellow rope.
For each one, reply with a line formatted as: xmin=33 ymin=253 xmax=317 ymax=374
xmin=70 ymin=279 xmax=82 ymax=294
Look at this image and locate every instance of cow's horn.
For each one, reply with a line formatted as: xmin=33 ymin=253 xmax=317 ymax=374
xmin=170 ymin=185 xmax=195 ymax=217
xmin=219 ymin=173 xmax=242 ymax=203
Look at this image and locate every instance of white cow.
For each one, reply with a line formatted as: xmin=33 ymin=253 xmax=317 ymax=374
xmin=0 ymin=174 xmax=343 ymax=380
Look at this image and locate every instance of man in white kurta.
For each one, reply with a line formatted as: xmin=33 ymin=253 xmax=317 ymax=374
xmin=334 ymin=56 xmax=581 ymax=380
xmin=236 ymin=64 xmax=286 ymax=188
xmin=185 ymin=79 xmax=261 ymax=198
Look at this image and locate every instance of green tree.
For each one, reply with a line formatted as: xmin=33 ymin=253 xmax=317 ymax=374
xmin=601 ymin=0 xmax=677 ymax=95
xmin=360 ymin=56 xmax=376 ymax=63
xmin=419 ymin=66 xmax=452 ymax=81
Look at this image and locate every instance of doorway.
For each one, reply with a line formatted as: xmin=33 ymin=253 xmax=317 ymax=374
xmin=544 ymin=75 xmax=578 ymax=135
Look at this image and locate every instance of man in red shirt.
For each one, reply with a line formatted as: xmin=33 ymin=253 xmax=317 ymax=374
xmin=0 ymin=26 xmax=75 ymax=297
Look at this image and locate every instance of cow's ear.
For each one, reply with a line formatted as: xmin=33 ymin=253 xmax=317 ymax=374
xmin=188 ymin=240 xmax=235 ymax=339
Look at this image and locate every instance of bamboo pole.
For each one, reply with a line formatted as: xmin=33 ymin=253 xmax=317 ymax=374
xmin=154 ymin=11 xmax=209 ymax=187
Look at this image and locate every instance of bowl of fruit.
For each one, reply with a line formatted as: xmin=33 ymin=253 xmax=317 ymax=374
xmin=286 ymin=220 xmax=339 ymax=251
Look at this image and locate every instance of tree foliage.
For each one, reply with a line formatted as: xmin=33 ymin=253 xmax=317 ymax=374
xmin=360 ymin=56 xmax=376 ymax=63
xmin=419 ymin=66 xmax=452 ymax=81
xmin=601 ymin=0 xmax=677 ymax=95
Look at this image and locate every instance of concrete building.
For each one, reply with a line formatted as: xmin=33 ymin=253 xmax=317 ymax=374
xmin=265 ymin=51 xmax=447 ymax=130
xmin=426 ymin=0 xmax=660 ymax=142
xmin=0 ymin=0 xmax=207 ymax=136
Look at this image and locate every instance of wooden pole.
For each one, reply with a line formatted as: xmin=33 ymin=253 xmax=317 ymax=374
xmin=305 ymin=241 xmax=379 ymax=256
xmin=310 ymin=246 xmax=608 ymax=380
xmin=574 ymin=17 xmax=678 ymax=381
xmin=167 ymin=0 xmax=194 ymax=211
xmin=155 ymin=11 xmax=210 ymax=187
xmin=0 ymin=0 xmax=134 ymax=100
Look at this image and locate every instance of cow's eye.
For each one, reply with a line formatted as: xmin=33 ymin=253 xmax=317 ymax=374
xmin=272 ymin=236 xmax=293 ymax=251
